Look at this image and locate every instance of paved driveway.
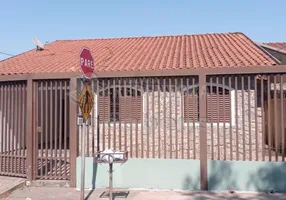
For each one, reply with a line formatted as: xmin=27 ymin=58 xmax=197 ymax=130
xmin=3 ymin=187 xmax=286 ymax=200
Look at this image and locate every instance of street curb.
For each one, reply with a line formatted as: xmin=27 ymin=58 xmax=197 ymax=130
xmin=0 ymin=181 xmax=25 ymax=199
xmin=30 ymin=180 xmax=70 ymax=188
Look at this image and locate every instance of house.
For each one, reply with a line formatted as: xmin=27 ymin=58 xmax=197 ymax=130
xmin=259 ymin=42 xmax=286 ymax=64
xmin=0 ymin=32 xmax=286 ymax=192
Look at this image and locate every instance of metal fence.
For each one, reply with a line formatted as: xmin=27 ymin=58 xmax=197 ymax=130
xmin=33 ymin=80 xmax=70 ymax=180
xmin=206 ymin=74 xmax=286 ymax=162
xmin=77 ymin=74 xmax=286 ymax=163
xmin=0 ymin=81 xmax=27 ymax=177
xmin=1 ymin=68 xmax=286 ymax=190
xmin=78 ymin=77 xmax=201 ymax=159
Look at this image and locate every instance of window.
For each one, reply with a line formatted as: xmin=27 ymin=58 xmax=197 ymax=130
xmin=183 ymin=85 xmax=231 ymax=123
xmin=98 ymin=86 xmax=142 ymax=123
xmin=206 ymin=86 xmax=231 ymax=123
xmin=183 ymin=87 xmax=199 ymax=122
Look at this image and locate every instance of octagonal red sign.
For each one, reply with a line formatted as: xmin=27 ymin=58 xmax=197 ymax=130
xmin=79 ymin=47 xmax=94 ymax=79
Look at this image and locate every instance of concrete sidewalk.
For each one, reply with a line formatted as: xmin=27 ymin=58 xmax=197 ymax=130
xmin=3 ymin=187 xmax=286 ymax=200
xmin=0 ymin=176 xmax=25 ymax=199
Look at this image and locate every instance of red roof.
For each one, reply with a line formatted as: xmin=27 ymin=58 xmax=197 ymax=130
xmin=263 ymin=42 xmax=286 ymax=52
xmin=0 ymin=32 xmax=278 ymax=75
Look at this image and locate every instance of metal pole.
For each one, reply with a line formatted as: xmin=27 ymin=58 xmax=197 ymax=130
xmin=109 ymin=163 xmax=113 ymax=200
xmin=80 ymin=121 xmax=87 ymax=200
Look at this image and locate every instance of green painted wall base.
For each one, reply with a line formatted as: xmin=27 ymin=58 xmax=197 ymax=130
xmin=76 ymin=157 xmax=200 ymax=190
xmin=208 ymin=160 xmax=286 ymax=192
xmin=76 ymin=158 xmax=286 ymax=192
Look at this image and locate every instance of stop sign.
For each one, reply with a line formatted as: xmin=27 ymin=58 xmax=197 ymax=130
xmin=79 ymin=47 xmax=94 ymax=79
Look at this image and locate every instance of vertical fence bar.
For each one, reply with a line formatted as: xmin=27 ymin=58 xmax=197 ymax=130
xmin=3 ymin=84 xmax=7 ymax=173
xmin=157 ymin=78 xmax=161 ymax=158
xmin=112 ymin=79 xmax=116 ymax=150
xmin=274 ymin=75 xmax=278 ymax=161
xmin=180 ymin=78 xmax=184 ymax=159
xmin=267 ymin=75 xmax=271 ymax=161
xmin=54 ymin=81 xmax=58 ymax=176
xmin=108 ymin=80 xmax=111 ymax=149
xmin=210 ymin=77 xmax=214 ymax=160
xmin=13 ymin=84 xmax=16 ymax=174
xmin=7 ymin=83 xmax=11 ymax=172
xmin=140 ymin=78 xmax=144 ymax=158
xmin=129 ymin=79 xmax=133 ymax=157
xmin=163 ymin=78 xmax=167 ymax=159
xmin=49 ymin=81 xmax=54 ymax=176
xmin=235 ymin=76 xmax=239 ymax=160
xmin=199 ymin=74 xmax=208 ymax=190
xmin=14 ymin=84 xmax=18 ymax=173
xmin=248 ymin=76 xmax=252 ymax=161
xmin=152 ymin=78 xmax=155 ymax=158
xmin=96 ymin=80 xmax=100 ymax=154
xmin=254 ymin=77 xmax=258 ymax=161
xmin=40 ymin=82 xmax=44 ymax=177
xmin=26 ymin=79 xmax=33 ymax=182
xmin=9 ymin=83 xmax=13 ymax=172
xmin=22 ymin=83 xmax=26 ymax=175
xmin=193 ymin=77 xmax=196 ymax=159
xmin=102 ymin=80 xmax=106 ymax=151
xmin=216 ymin=77 xmax=220 ymax=160
xmin=281 ymin=75 xmax=285 ymax=161
xmin=70 ymin=78 xmax=78 ymax=187
xmin=135 ymin=78 xmax=139 ymax=158
xmin=169 ymin=78 xmax=172 ymax=159
xmin=222 ymin=77 xmax=226 ymax=160
xmin=0 ymin=84 xmax=3 ymax=173
xmin=124 ymin=79 xmax=127 ymax=153
xmin=11 ymin=84 xmax=15 ymax=173
xmin=242 ymin=76 xmax=246 ymax=161
xmin=59 ymin=81 xmax=62 ymax=176
xmin=146 ymin=78 xmax=150 ymax=158
xmin=113 ymin=79 xmax=116 ymax=150
xmin=13 ymin=83 xmax=19 ymax=174
xmin=2 ymin=84 xmax=5 ymax=173
xmin=64 ymin=81 xmax=68 ymax=177
xmin=229 ymin=76 xmax=233 ymax=160
xmin=186 ymin=78 xmax=190 ymax=159
xmin=261 ymin=77 xmax=265 ymax=161
xmin=6 ymin=83 xmax=12 ymax=173
xmin=33 ymin=82 xmax=38 ymax=178
xmin=118 ymin=79 xmax=122 ymax=151
xmin=15 ymin=83 xmax=19 ymax=174
xmin=175 ymin=78 xmax=178 ymax=159
xmin=45 ymin=82 xmax=48 ymax=176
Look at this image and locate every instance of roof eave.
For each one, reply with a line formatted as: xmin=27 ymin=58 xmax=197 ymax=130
xmin=0 ymin=64 xmax=286 ymax=80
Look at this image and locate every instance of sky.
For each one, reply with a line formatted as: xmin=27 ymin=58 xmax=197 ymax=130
xmin=0 ymin=0 xmax=285 ymax=61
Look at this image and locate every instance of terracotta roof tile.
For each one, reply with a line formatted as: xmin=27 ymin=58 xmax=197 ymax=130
xmin=0 ymin=32 xmax=278 ymax=75
xmin=263 ymin=42 xmax=286 ymax=52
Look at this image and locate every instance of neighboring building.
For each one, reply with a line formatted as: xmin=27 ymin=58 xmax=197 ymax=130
xmin=1 ymin=32 xmax=286 ymax=192
xmin=259 ymin=42 xmax=286 ymax=64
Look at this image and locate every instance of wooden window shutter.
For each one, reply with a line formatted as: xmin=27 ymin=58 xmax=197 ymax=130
xmin=133 ymin=96 xmax=142 ymax=123
xmin=98 ymin=95 xmax=110 ymax=122
xmin=207 ymin=93 xmax=231 ymax=123
xmin=119 ymin=96 xmax=142 ymax=123
xmin=184 ymin=94 xmax=199 ymax=122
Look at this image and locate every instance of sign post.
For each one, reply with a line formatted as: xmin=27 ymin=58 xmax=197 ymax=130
xmin=78 ymin=47 xmax=94 ymax=200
